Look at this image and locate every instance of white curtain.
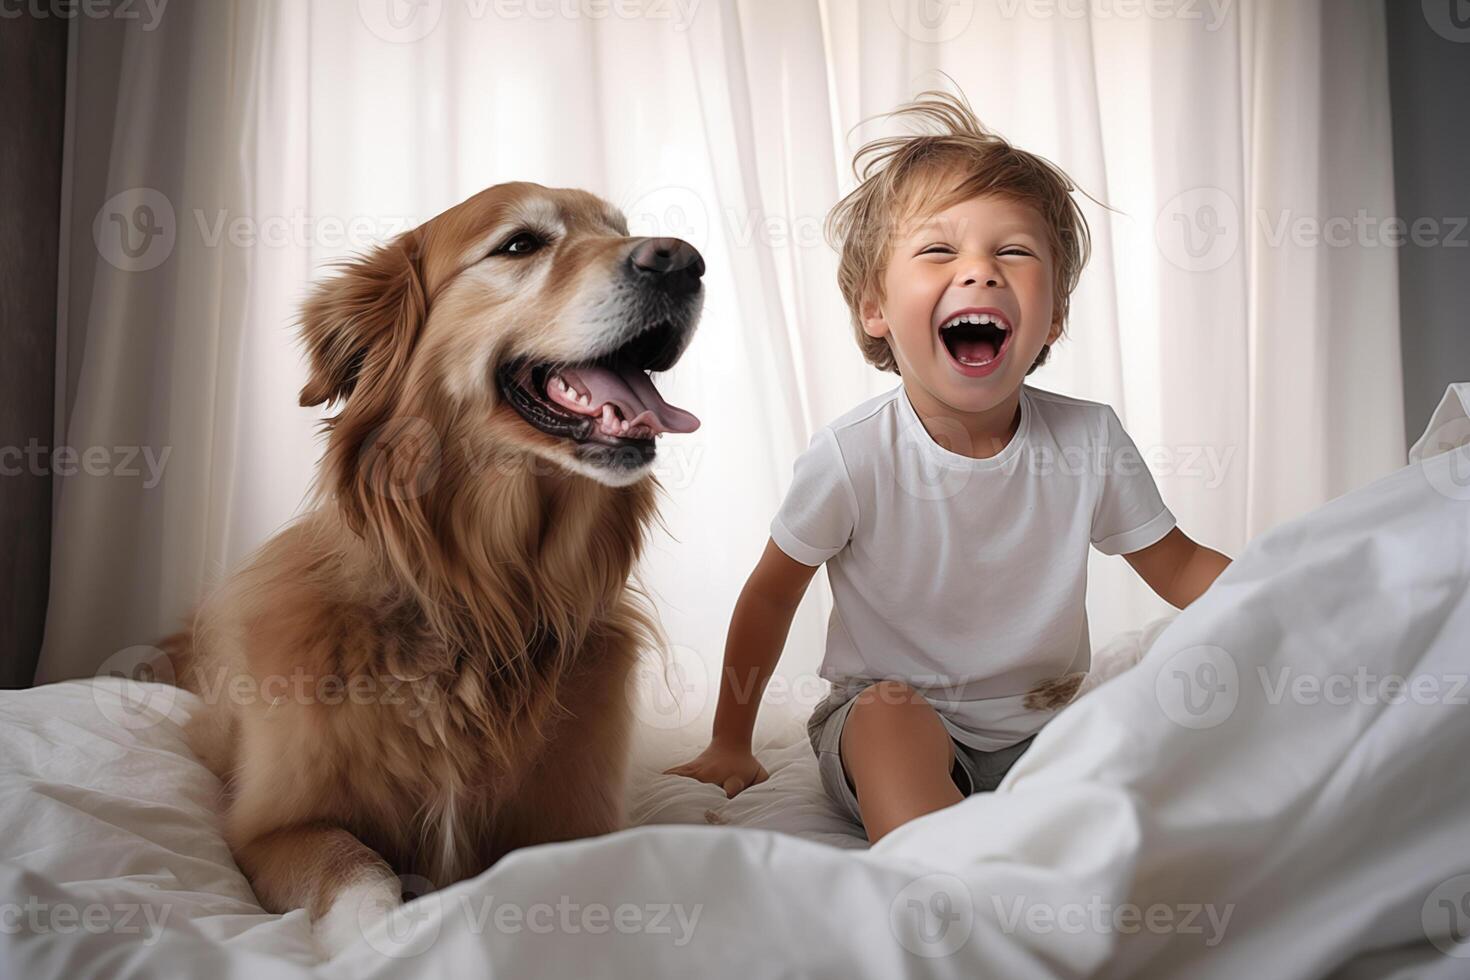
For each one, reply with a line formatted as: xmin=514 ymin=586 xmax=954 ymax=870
xmin=40 ymin=0 xmax=1404 ymax=730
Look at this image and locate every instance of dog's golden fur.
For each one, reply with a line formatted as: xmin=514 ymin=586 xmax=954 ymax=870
xmin=156 ymin=182 xmax=700 ymax=949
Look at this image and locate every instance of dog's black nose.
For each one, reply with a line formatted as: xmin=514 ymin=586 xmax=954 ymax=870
xmin=628 ymin=238 xmax=705 ymax=295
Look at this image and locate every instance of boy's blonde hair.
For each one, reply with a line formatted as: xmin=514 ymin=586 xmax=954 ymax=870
xmin=825 ymin=89 xmax=1092 ymax=376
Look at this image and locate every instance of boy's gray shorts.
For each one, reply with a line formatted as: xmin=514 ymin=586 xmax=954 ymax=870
xmin=806 ymin=685 xmax=1036 ymax=827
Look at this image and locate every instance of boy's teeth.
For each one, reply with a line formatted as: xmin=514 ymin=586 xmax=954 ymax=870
xmin=940 ymin=312 xmax=1007 ymax=330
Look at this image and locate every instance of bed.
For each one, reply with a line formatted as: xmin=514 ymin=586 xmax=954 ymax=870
xmin=3 ymin=384 xmax=1467 ymax=978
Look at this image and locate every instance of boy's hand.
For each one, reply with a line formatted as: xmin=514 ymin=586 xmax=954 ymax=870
xmin=663 ymin=738 xmax=770 ymax=798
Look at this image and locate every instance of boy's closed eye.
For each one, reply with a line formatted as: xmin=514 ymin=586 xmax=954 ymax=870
xmin=914 ymin=244 xmax=1039 ymax=258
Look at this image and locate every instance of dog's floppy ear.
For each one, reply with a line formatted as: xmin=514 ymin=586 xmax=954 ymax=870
xmin=298 ymin=229 xmax=442 ymax=541
xmin=298 ymin=231 xmax=427 ymax=409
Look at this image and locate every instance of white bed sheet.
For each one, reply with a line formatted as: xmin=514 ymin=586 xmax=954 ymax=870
xmin=0 ymin=617 xmax=1162 ymax=974
xmin=4 ymin=392 xmax=1468 ymax=979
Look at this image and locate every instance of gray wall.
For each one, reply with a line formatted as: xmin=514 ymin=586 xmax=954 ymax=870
xmin=1385 ymin=2 xmax=1470 ymax=444
xmin=0 ymin=17 xmax=68 ymax=687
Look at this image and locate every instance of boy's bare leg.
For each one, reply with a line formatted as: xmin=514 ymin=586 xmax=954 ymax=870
xmin=840 ymin=680 xmax=964 ymax=843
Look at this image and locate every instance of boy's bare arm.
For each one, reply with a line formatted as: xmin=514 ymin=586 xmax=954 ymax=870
xmin=1124 ymin=527 xmax=1231 ymax=609
xmin=663 ymin=538 xmax=819 ymax=797
xmin=709 ymin=538 xmax=821 ymax=748
xmin=1025 ymin=528 xmax=1231 ymax=712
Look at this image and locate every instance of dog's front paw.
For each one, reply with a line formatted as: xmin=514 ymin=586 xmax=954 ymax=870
xmin=1023 ymin=672 xmax=1087 ymax=711
xmin=313 ymin=877 xmax=403 ymax=961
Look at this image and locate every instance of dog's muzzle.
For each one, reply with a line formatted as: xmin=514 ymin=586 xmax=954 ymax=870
xmin=495 ymin=237 xmax=705 ymax=465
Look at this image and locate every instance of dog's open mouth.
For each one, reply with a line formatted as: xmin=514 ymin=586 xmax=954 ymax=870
xmin=496 ymin=320 xmax=700 ymax=450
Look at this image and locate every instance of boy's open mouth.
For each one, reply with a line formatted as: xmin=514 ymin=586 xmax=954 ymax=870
xmin=939 ymin=310 xmax=1012 ymax=367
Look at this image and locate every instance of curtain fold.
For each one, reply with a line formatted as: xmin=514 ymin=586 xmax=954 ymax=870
xmin=40 ymin=1 xmax=1404 ymax=717
xmin=41 ymin=0 xmax=277 ymax=683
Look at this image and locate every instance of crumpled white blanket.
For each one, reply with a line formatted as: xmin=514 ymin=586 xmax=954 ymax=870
xmin=3 ymin=391 xmax=1468 ymax=978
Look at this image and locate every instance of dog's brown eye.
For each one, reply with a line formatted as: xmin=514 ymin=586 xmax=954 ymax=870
xmin=494 ymin=231 xmax=545 ymax=257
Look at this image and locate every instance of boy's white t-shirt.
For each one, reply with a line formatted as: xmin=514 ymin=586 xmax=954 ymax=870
xmin=771 ymin=382 xmax=1176 ymax=751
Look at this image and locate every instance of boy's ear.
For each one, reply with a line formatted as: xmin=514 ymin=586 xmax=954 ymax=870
xmin=860 ymin=297 xmax=889 ymax=340
xmin=1026 ymin=316 xmax=1064 ymax=377
xmin=298 ymin=232 xmax=427 ymax=409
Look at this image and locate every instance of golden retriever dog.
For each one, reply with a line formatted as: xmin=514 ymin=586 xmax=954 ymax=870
xmin=156 ymin=181 xmax=704 ymax=956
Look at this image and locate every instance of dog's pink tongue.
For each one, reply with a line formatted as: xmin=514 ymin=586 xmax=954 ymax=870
xmin=561 ymin=362 xmax=700 ymax=434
